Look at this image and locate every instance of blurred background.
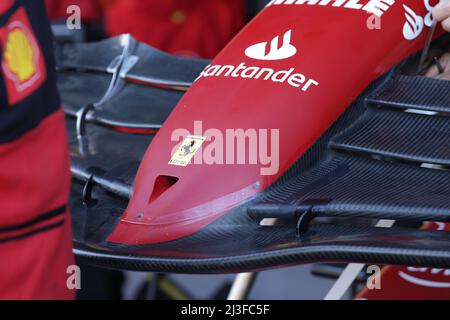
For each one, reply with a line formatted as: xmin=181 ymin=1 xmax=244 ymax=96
xmin=45 ymin=0 xmax=271 ymax=58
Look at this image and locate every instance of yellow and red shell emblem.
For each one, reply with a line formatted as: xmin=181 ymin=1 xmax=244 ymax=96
xmin=4 ymin=26 xmax=37 ymax=84
xmin=2 ymin=22 xmax=40 ymax=89
xmin=0 ymin=7 xmax=46 ymax=106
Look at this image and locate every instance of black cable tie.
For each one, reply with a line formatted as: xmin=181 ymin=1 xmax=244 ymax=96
xmin=296 ymin=208 xmax=315 ymax=237
xmin=82 ymin=175 xmax=95 ymax=205
xmin=434 ymin=56 xmax=445 ymax=74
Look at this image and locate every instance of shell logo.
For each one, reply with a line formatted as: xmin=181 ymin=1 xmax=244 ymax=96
xmin=3 ymin=24 xmax=38 ymax=87
xmin=0 ymin=8 xmax=46 ymax=105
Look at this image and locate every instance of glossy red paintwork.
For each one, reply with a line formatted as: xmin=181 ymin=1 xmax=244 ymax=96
xmin=109 ymin=1 xmax=441 ymax=245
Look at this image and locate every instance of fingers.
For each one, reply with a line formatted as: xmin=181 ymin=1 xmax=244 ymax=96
xmin=433 ymin=0 xmax=450 ymax=22
xmin=438 ymin=52 xmax=450 ymax=68
xmin=435 ymin=70 xmax=450 ymax=80
xmin=433 ymin=0 xmax=450 ymax=31
xmin=425 ymin=53 xmax=450 ymax=80
xmin=435 ymin=53 xmax=450 ymax=80
xmin=425 ymin=64 xmax=440 ymax=77
xmin=442 ymin=17 xmax=450 ymax=31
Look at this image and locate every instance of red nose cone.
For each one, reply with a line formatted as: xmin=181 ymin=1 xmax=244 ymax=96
xmin=109 ymin=2 xmax=435 ymax=246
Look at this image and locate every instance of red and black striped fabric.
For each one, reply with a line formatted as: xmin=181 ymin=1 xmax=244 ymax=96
xmin=0 ymin=0 xmax=74 ymax=299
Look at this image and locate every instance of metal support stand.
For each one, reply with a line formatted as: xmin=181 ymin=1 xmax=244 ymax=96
xmin=227 ymin=272 xmax=258 ymax=300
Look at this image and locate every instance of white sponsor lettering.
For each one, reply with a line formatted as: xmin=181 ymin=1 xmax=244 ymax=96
xmin=245 ymin=30 xmax=297 ymax=61
xmin=403 ymin=5 xmax=424 ymax=40
xmin=266 ymin=0 xmax=396 ymax=17
xmin=398 ymin=268 xmax=450 ymax=288
xmin=196 ymin=62 xmax=318 ymax=92
xmin=197 ymin=29 xmax=319 ymax=92
xmin=403 ymin=0 xmax=434 ymax=40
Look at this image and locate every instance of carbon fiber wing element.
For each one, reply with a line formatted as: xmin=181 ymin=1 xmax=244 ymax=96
xmin=62 ymin=37 xmax=450 ymax=273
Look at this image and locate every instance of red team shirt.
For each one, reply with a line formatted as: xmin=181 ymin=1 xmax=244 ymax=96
xmin=0 ymin=0 xmax=74 ymax=299
xmin=46 ymin=0 xmax=246 ymax=59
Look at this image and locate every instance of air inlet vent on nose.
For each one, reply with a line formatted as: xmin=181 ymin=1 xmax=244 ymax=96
xmin=149 ymin=175 xmax=179 ymax=204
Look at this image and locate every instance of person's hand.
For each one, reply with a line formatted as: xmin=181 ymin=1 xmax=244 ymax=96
xmin=433 ymin=0 xmax=450 ymax=31
xmin=425 ymin=52 xmax=450 ymax=79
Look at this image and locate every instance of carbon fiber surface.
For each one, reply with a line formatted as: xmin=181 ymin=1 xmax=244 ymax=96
xmin=70 ymin=179 xmax=450 ymax=273
xmin=367 ymin=75 xmax=450 ymax=113
xmin=91 ymin=83 xmax=184 ymax=130
xmin=250 ymin=154 xmax=450 ymax=222
xmin=62 ymin=38 xmax=450 ymax=272
xmin=126 ymin=42 xmax=209 ymax=88
xmin=56 ymin=35 xmax=208 ymax=129
xmin=55 ymin=36 xmax=127 ymax=73
xmin=331 ymin=108 xmax=450 ymax=165
xmin=67 ymin=118 xmax=152 ymax=198
xmin=58 ymin=72 xmax=112 ymax=116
